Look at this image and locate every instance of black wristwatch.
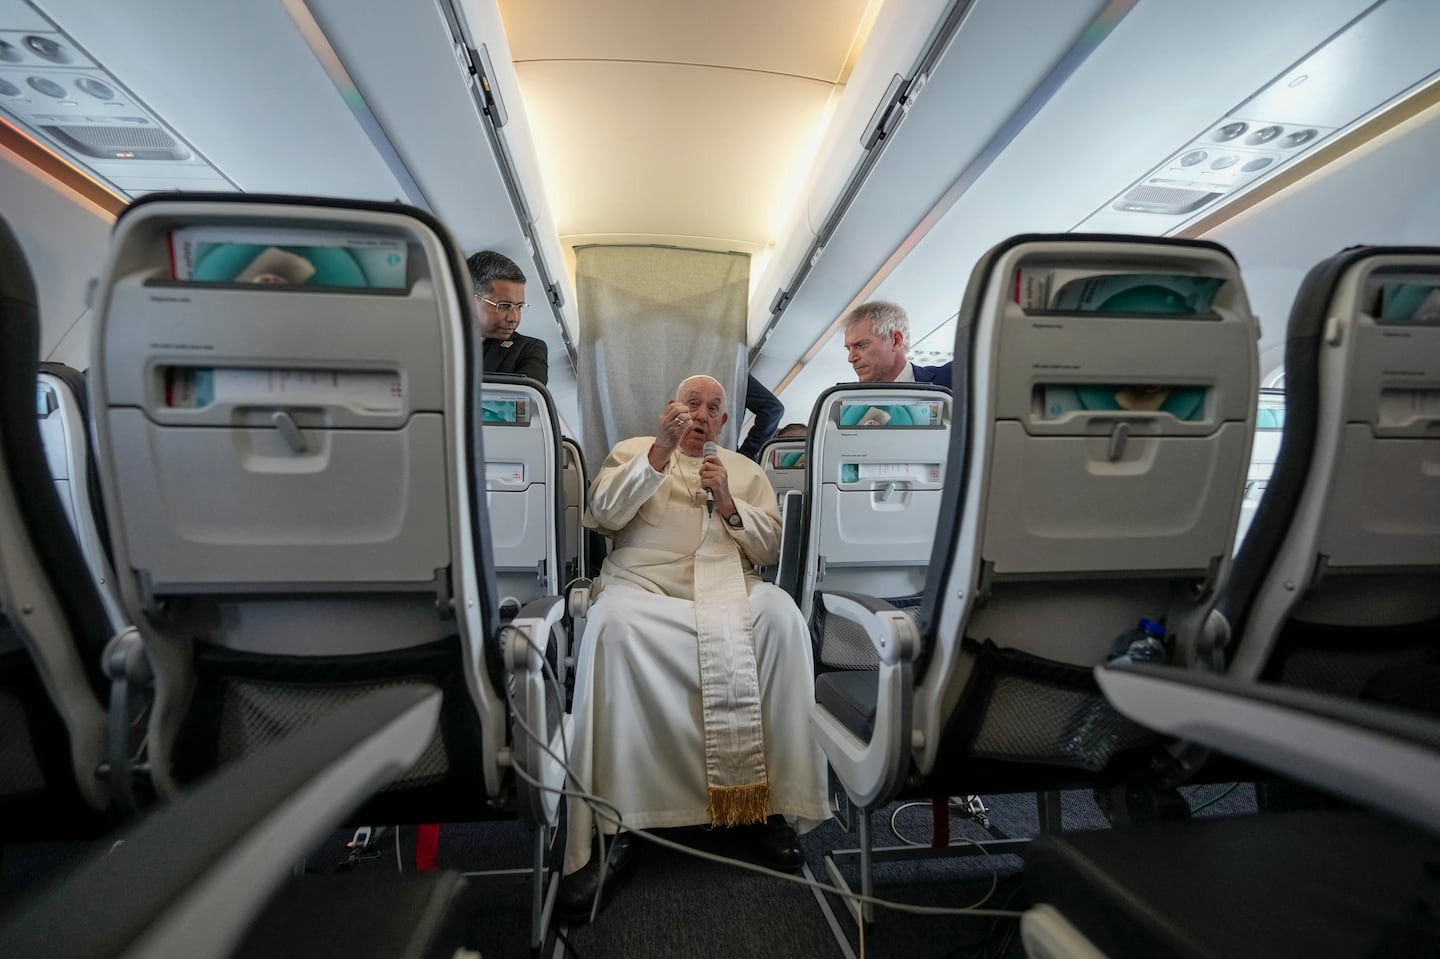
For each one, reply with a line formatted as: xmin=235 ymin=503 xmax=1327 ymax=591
xmin=725 ymin=510 xmax=743 ymax=529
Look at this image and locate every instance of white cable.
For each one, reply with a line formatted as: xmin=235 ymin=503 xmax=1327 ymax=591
xmin=889 ymin=798 xmax=996 ymax=848
xmin=503 ymin=625 xmax=1010 ymax=917
xmin=890 ymin=800 xmax=933 ymax=847
xmin=395 ymin=823 xmax=402 ymax=873
xmin=504 ymin=739 xmax=1010 ymax=919
xmin=498 ymin=625 xmax=1020 ymax=921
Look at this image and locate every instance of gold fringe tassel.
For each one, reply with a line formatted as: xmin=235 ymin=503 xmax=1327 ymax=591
xmin=707 ymin=781 xmax=771 ymax=828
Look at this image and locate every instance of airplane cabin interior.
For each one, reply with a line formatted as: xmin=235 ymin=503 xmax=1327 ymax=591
xmin=0 ymin=1 xmax=1437 ymax=958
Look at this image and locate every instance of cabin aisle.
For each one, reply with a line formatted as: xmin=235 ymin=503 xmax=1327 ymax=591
xmin=427 ymin=785 xmax=1253 ymax=958
xmin=0 ymin=786 xmax=1255 ymax=958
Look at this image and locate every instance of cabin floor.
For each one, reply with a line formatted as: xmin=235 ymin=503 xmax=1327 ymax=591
xmin=319 ymin=785 xmax=1255 ymax=958
xmin=0 ymin=785 xmax=1254 ymax=958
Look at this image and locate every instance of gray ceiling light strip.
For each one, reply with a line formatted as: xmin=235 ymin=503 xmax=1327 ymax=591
xmin=437 ymin=0 xmax=578 ymax=367
xmin=777 ymin=0 xmax=1141 ymax=382
xmin=752 ymin=0 xmax=982 ymax=361
xmin=281 ymin=0 xmax=433 ymax=212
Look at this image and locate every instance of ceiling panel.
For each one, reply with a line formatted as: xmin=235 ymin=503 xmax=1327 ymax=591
xmin=498 ymin=0 xmax=875 ymax=81
xmin=763 ymin=0 xmax=1388 ymax=418
xmin=31 ymin=0 xmax=407 ymax=200
xmin=861 ymin=0 xmax=1380 ymax=354
xmin=514 ymin=59 xmax=836 ymax=245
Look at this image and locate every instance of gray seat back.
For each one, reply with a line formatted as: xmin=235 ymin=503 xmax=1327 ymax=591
xmin=1225 ymin=248 xmax=1440 ymax=698
xmin=481 ymin=374 xmax=563 ymax=609
xmin=802 ymin=383 xmax=951 ymax=668
xmin=36 ymin=366 xmax=128 ymax=634
xmin=88 ymin=195 xmax=511 ymax=812
xmin=560 ymin=436 xmax=588 ymax=585
xmin=0 ymin=215 xmax=112 ymax=818
xmin=913 ymin=234 xmax=1257 ymax=785
xmin=759 ymin=437 xmax=806 ymax=510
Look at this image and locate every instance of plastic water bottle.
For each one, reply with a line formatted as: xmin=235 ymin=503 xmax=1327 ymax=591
xmin=1107 ymin=618 xmax=1169 ymax=666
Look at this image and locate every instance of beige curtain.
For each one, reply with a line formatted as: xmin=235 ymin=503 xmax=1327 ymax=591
xmin=575 ymin=245 xmax=749 ymax=470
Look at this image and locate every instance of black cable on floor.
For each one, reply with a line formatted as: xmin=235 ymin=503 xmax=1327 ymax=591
xmin=981 ymin=881 xmax=1024 ymax=959
xmin=1190 ymin=782 xmax=1241 ymax=815
xmin=943 ymin=876 xmax=1024 ymax=959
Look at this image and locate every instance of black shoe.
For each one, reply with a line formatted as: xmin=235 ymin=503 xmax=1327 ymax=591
xmin=750 ymin=815 xmax=803 ymax=873
xmin=555 ymin=833 xmax=639 ymax=922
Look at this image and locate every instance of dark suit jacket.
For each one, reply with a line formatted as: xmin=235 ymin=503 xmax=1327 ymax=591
xmin=738 ymin=375 xmax=785 ymax=461
xmin=912 ymin=362 xmax=953 ymax=389
xmin=482 ymin=332 xmax=548 ymax=384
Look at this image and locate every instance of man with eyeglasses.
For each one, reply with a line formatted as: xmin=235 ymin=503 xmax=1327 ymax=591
xmin=466 ymin=250 xmax=549 ymax=384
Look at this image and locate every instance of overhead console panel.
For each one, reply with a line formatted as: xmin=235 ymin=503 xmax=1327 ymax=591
xmin=0 ymin=5 xmax=233 ymax=197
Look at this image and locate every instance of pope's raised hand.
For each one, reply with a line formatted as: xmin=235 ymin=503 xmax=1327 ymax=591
xmin=656 ymin=400 xmax=692 ymax=449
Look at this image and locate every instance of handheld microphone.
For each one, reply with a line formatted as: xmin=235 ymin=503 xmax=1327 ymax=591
xmin=702 ymin=441 xmax=717 ymax=515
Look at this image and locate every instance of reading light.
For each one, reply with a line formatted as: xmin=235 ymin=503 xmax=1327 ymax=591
xmin=1080 ymin=0 xmax=1440 ymax=235
xmin=0 ymin=14 xmax=232 ymax=198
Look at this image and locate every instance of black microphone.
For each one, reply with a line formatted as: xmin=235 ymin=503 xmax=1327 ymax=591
xmin=702 ymin=441 xmax=717 ymax=515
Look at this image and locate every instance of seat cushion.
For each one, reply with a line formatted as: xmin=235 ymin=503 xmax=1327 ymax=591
xmin=815 ymin=668 xmax=879 ymax=741
xmin=1026 ymin=809 xmax=1440 ymax=959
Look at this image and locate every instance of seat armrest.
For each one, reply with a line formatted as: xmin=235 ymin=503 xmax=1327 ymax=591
xmin=1096 ymin=662 xmax=1440 ymax=837
xmin=808 ymin=591 xmax=920 ymax=808
xmin=102 ymin=626 xmax=151 ymax=816
xmin=510 ymin=595 xmax=566 ymax=679
xmin=564 ymin=579 xmax=595 ymax=671
xmin=1020 ymin=904 xmax=1108 ymax=959
xmin=506 ymin=595 xmax=567 ymax=826
xmin=0 ymin=686 xmax=440 ymax=959
xmin=819 ymin=591 xmax=917 ymax=665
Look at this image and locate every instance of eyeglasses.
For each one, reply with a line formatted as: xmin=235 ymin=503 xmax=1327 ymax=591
xmin=477 ymin=295 xmax=526 ymax=314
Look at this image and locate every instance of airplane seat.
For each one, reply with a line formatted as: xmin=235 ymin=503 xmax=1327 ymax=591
xmin=85 ymin=195 xmax=566 ymax=870
xmin=557 ymin=435 xmax=594 ymax=681
xmin=36 ymin=363 xmax=128 ymax=634
xmin=0 ymin=686 xmax=454 ymax=959
xmin=757 ymin=436 xmax=806 ymax=589
xmin=759 ymin=435 xmax=806 ymax=509
xmin=482 ymin=374 xmax=563 ymax=607
xmin=1022 ymin=664 xmax=1440 ymax=959
xmin=800 ymin=382 xmax=951 ymax=672
xmin=481 ymin=374 xmax=573 ymax=687
xmin=757 ymin=488 xmax=807 ymax=596
xmin=572 ymin=446 xmax=608 ymax=584
xmin=808 ymin=235 xmax=1258 ymax=920
xmin=1221 ymin=247 xmax=1440 ymax=712
xmin=0 ymin=214 xmax=120 ymax=835
xmin=559 ymin=436 xmax=588 ymax=586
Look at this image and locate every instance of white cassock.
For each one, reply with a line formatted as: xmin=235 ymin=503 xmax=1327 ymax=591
xmin=563 ymin=436 xmax=831 ymax=875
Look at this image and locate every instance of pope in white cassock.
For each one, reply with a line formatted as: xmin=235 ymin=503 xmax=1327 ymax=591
xmin=557 ymin=375 xmax=831 ymax=921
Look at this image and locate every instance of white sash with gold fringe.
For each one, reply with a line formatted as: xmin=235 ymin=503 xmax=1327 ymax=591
xmin=691 ymin=514 xmax=770 ymax=826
